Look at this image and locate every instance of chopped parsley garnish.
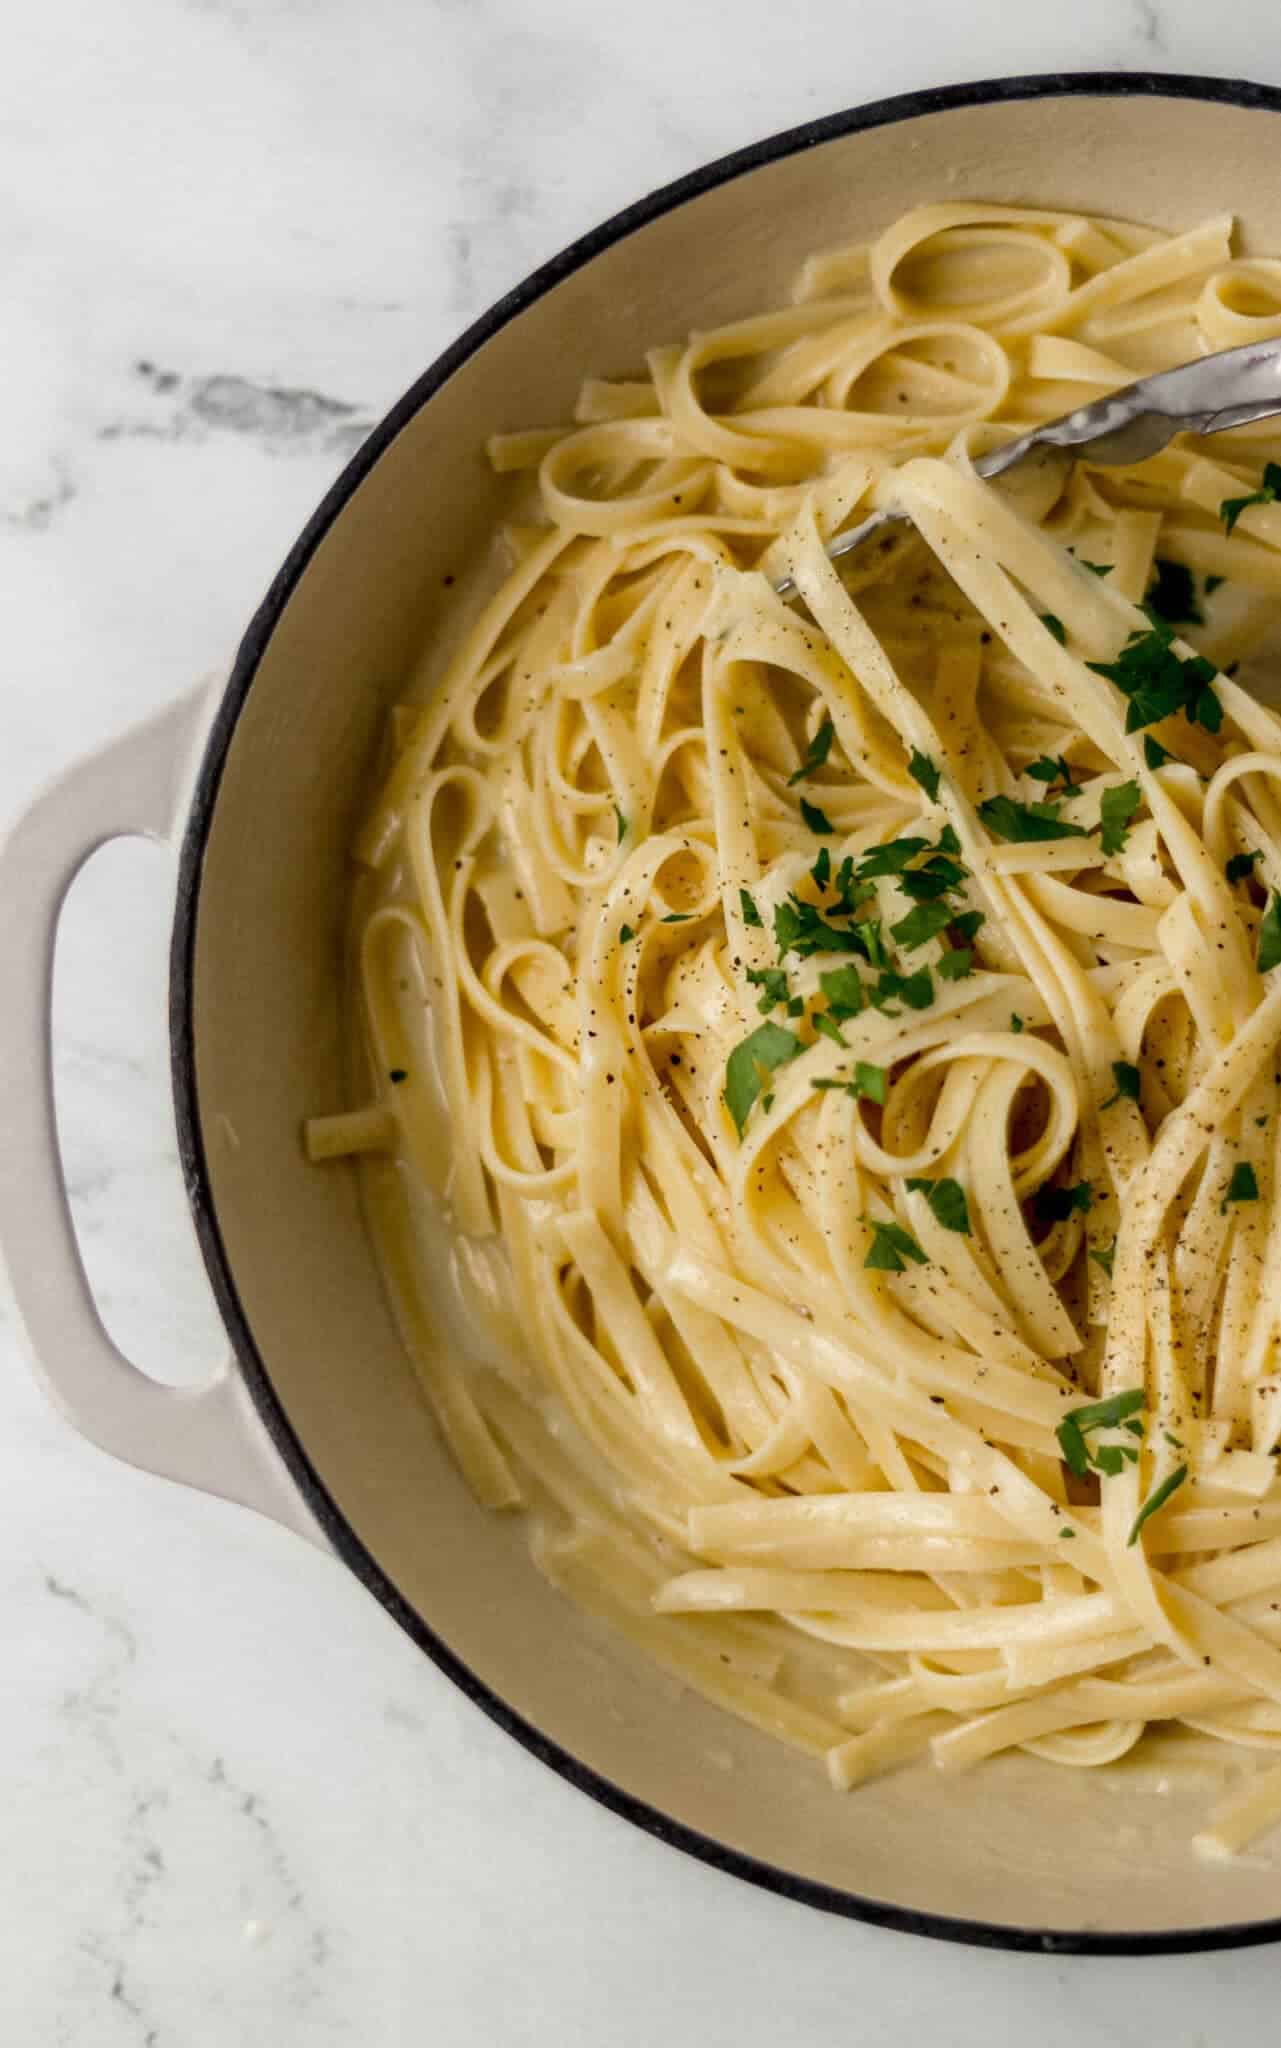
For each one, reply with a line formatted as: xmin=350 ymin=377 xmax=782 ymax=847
xmin=1089 ymin=1238 xmax=1117 ymax=1277
xmin=1206 ymin=574 xmax=1226 ymax=596
xmin=1143 ymin=735 xmax=1174 ymax=770
xmin=724 ymin=1022 xmax=803 ymax=1135
xmin=1220 ymin=461 xmax=1281 ymax=536
xmin=853 ymin=1061 xmax=887 ymax=1104
xmin=812 ymin=1011 xmax=847 ymax=1047
xmin=905 ymin=1176 xmax=971 ymax=1235
xmin=890 ymin=899 xmax=955 ymax=951
xmin=1258 ymin=891 xmax=1281 ymax=973
xmin=747 ymin=965 xmax=790 ymax=1014
xmin=1144 ymin=558 xmax=1203 ymax=626
xmin=1102 ymin=1060 xmax=1141 ymax=1108
xmin=1059 ymin=1526 xmax=1077 ymax=1539
xmin=787 ymin=996 xmax=804 ymax=1017
xmin=862 ymin=1217 xmax=928 ymax=1272
xmin=979 ymin=794 xmax=1090 ymax=843
xmin=800 ymin=797 xmax=835 ymax=835
xmin=788 ymin=715 xmax=836 ymax=785
xmin=1010 ymin=1013 xmax=1025 ymax=1034
xmin=873 ymin=965 xmax=934 ymax=1012
xmin=1222 ymin=1161 xmax=1260 ymax=1212
xmin=1040 ymin=613 xmax=1067 ymax=645
xmin=1027 ymin=754 xmax=1079 ymax=792
xmin=896 ymin=857 xmax=967 ymax=901
xmin=1056 ymin=1386 xmax=1145 ymax=1480
xmin=937 ymin=948 xmax=974 ymax=980
xmin=810 ymin=845 xmax=831 ymax=890
xmin=739 ymin=887 xmax=763 ymax=928
xmin=614 ymin=805 xmax=628 ymax=844
xmin=1227 ymin=850 xmax=1261 ymax=883
xmin=619 ymin=924 xmax=635 ymax=944
xmin=388 ymin=1069 xmax=408 ymax=1084
xmin=1035 ymin=1180 xmax=1093 ymax=1224
xmin=661 ymin=912 xmax=692 ymax=923
xmin=1079 ymin=558 xmax=1112 ymax=577
xmin=818 ymin=966 xmax=865 ymax=1019
xmin=859 ymin=919 xmax=888 ymax=968
xmin=1087 ymin=620 xmax=1222 ymax=735
xmin=1099 ymin=780 xmax=1142 ymax=857
xmin=812 ymin=1060 xmax=887 ymax=1106
xmin=857 ymin=835 xmax=931 ymax=877
xmin=908 ymin=750 xmax=941 ymax=802
xmin=775 ymin=896 xmax=868 ymax=960
xmin=1128 ymin=1464 xmax=1188 ymax=1546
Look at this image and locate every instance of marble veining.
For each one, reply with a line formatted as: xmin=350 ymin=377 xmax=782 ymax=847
xmin=8 ymin=0 xmax=1281 ymax=2039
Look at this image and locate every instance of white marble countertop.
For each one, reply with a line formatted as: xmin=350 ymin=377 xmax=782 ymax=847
xmin=7 ymin=2 xmax=1281 ymax=2039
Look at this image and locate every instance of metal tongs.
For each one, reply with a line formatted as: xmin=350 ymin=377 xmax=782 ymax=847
xmin=775 ymin=337 xmax=1281 ymax=600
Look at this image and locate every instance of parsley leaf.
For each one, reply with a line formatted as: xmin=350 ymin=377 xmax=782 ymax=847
xmin=896 ymin=858 xmax=967 ymax=902
xmin=788 ymin=715 xmax=836 ymax=785
xmin=937 ymin=948 xmax=973 ymax=980
xmin=739 ymin=887 xmax=763 ymax=928
xmin=1099 ymin=780 xmax=1142 ymax=858
xmin=812 ymin=1011 xmax=847 ymax=1047
xmin=863 ymin=1217 xmax=928 ymax=1272
xmin=619 ymin=924 xmax=635 ymax=944
xmin=856 ymin=836 xmax=930 ymax=878
xmin=724 ymin=1023 xmax=803 ymax=1136
xmin=1077 ymin=558 xmax=1112 ymax=577
xmin=775 ymin=896 xmax=869 ymax=961
xmin=1143 ymin=734 xmax=1174 ymax=770
xmin=1035 ymin=1181 xmax=1093 ymax=1224
xmin=1220 ymin=462 xmax=1281 ymax=536
xmin=951 ymin=910 xmax=985 ymax=943
xmin=1087 ymin=621 xmax=1222 ymax=736
xmin=1259 ymin=892 xmax=1281 ymax=974
xmin=746 ymin=965 xmax=790 ymax=1014
xmin=1102 ymin=1060 xmax=1141 ymax=1108
xmin=873 ymin=965 xmax=934 ymax=1012
xmin=800 ymin=797 xmax=835 ymax=836
xmin=388 ymin=1068 xmax=408 ymax=1084
xmin=816 ymin=1062 xmax=887 ymax=1106
xmin=1056 ymin=1387 xmax=1146 ymax=1481
xmin=1040 ymin=613 xmax=1067 ymax=645
xmin=810 ymin=845 xmax=831 ymax=890
xmin=905 ymin=1176 xmax=971 ymax=1235
xmin=1227 ymin=851 xmax=1261 ymax=883
xmin=1144 ymin=558 xmax=1203 ymax=626
xmin=1010 ymin=1013 xmax=1025 ymax=1034
xmin=614 ymin=804 xmax=628 ymax=844
xmin=818 ymin=966 xmax=865 ymax=1019
xmin=979 ymin=794 xmax=1090 ymax=843
xmin=661 ymin=913 xmax=692 ymax=923
xmin=1222 ymin=1161 xmax=1260 ymax=1212
xmin=908 ymin=751 xmax=941 ymax=802
xmin=1027 ymin=754 xmax=1079 ymax=791
xmin=1206 ymin=574 xmax=1226 ymax=596
xmin=853 ymin=1061 xmax=887 ymax=1104
xmin=890 ymin=899 xmax=955 ymax=951
xmin=1090 ymin=1238 xmax=1117 ymax=1277
xmin=1128 ymin=1464 xmax=1188 ymax=1547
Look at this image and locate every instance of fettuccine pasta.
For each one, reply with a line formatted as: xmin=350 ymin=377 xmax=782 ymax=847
xmin=308 ymin=202 xmax=1281 ymax=1853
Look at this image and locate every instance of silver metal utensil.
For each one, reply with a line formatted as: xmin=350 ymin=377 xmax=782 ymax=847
xmin=774 ymin=337 xmax=1281 ymax=600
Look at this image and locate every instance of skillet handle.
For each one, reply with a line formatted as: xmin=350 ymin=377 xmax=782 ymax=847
xmin=0 ymin=687 xmax=320 ymax=1547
